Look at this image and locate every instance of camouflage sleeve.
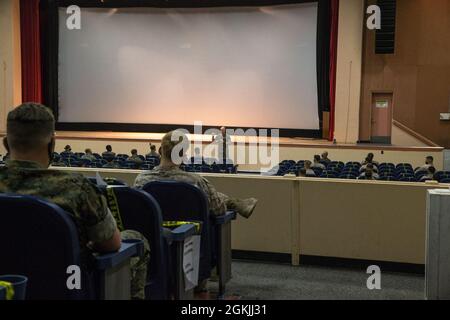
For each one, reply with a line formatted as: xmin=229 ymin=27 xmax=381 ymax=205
xmin=199 ymin=177 xmax=227 ymax=216
xmin=134 ymin=172 xmax=148 ymax=189
xmin=77 ymin=179 xmax=117 ymax=244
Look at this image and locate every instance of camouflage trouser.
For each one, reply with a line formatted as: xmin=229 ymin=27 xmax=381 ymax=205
xmin=217 ymin=192 xmax=255 ymax=219
xmin=121 ymin=230 xmax=150 ymax=300
xmin=215 ymin=192 xmax=235 ymax=213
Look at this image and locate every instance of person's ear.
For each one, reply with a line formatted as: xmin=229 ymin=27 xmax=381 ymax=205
xmin=3 ymin=137 xmax=10 ymax=152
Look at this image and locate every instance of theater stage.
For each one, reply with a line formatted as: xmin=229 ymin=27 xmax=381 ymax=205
xmin=53 ymin=130 xmax=441 ymax=151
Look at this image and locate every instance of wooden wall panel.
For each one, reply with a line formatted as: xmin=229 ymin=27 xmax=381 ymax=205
xmin=360 ymin=0 xmax=450 ymax=147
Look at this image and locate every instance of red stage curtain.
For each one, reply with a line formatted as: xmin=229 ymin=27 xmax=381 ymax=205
xmin=20 ymin=0 xmax=42 ymax=103
xmin=329 ymin=0 xmax=339 ymax=141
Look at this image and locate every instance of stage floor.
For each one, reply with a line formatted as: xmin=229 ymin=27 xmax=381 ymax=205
xmin=53 ymin=131 xmax=443 ymax=152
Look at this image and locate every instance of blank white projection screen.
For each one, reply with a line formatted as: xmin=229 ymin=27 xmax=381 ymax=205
xmin=58 ymin=3 xmax=319 ymax=130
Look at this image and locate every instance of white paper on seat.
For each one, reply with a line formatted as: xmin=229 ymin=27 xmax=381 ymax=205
xmin=183 ymin=235 xmax=201 ymax=291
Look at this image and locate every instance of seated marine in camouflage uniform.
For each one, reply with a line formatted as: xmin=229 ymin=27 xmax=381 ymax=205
xmin=128 ymin=149 xmax=144 ymax=168
xmin=0 ymin=103 xmax=149 ymax=299
xmin=134 ymin=131 xmax=258 ymax=219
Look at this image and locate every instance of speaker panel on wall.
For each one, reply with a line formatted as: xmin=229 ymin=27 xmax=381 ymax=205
xmin=375 ymin=0 xmax=397 ymax=54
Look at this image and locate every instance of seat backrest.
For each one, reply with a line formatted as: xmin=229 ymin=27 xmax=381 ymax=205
xmin=203 ymin=166 xmax=213 ymax=173
xmin=141 ymin=164 xmax=154 ymax=171
xmin=102 ymin=154 xmax=115 ymax=162
xmin=415 ymin=171 xmax=428 ymax=179
xmin=143 ymin=181 xmax=212 ymax=281
xmin=110 ymin=187 xmax=168 ymax=299
xmin=397 ymin=173 xmax=414 ymax=179
xmin=321 ymin=173 xmax=337 ymax=178
xmin=146 ymin=156 xmax=160 ymax=166
xmin=0 ymin=194 xmax=88 ymax=300
xmin=312 ymin=167 xmax=323 ymax=174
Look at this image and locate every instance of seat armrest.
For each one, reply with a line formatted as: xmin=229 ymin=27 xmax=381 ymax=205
xmin=94 ymin=240 xmax=144 ymax=270
xmin=164 ymin=224 xmax=197 ymax=242
xmin=212 ymin=211 xmax=236 ymax=225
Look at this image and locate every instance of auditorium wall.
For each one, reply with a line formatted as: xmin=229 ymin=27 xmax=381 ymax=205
xmin=360 ymin=0 xmax=450 ymax=148
xmin=0 ymin=0 xmax=21 ymax=133
xmin=56 ymin=167 xmax=449 ymax=266
xmin=333 ymin=0 xmax=364 ymax=144
xmin=391 ymin=123 xmax=429 ymax=147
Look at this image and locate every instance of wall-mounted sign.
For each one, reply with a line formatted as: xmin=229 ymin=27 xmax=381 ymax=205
xmin=376 ymin=100 xmax=389 ymax=109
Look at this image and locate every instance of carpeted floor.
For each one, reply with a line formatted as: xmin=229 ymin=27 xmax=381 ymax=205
xmin=208 ymin=261 xmax=425 ymax=300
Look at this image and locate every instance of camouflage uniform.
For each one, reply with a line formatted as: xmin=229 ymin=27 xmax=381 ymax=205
xmin=0 ymin=160 xmax=149 ymax=299
xmin=102 ymin=151 xmax=116 ymax=159
xmin=129 ymin=155 xmax=144 ymax=165
xmin=81 ymin=154 xmax=97 ymax=162
xmin=134 ymin=165 xmax=228 ymax=216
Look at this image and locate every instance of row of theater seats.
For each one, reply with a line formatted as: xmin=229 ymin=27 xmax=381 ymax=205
xmin=276 ymin=160 xmax=450 ymax=183
xmin=20 ymin=152 xmax=240 ymax=174
xmin=0 ymin=180 xmax=236 ymax=300
xmin=49 ymin=152 xmax=161 ymax=170
xmin=181 ymin=163 xmax=238 ymax=174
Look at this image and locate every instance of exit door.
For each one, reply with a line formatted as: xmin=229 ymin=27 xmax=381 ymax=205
xmin=371 ymin=93 xmax=393 ymax=144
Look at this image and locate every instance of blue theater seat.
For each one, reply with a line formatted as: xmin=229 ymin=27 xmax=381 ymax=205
xmin=0 ymin=194 xmax=142 ymax=300
xmin=201 ymin=165 xmax=212 ymax=173
xmin=379 ymin=163 xmax=395 ymax=170
xmin=109 ymin=186 xmax=197 ymax=300
xmin=435 ymin=171 xmax=450 ymax=182
xmin=145 ymin=157 xmax=160 ymax=167
xmin=59 ymin=151 xmax=72 ymax=159
xmin=141 ymin=163 xmax=155 ymax=171
xmin=312 ymin=167 xmax=324 ymax=176
xmin=415 ymin=171 xmax=428 ymax=180
xmin=143 ymin=181 xmax=236 ymax=299
xmin=321 ymin=170 xmax=338 ymax=178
